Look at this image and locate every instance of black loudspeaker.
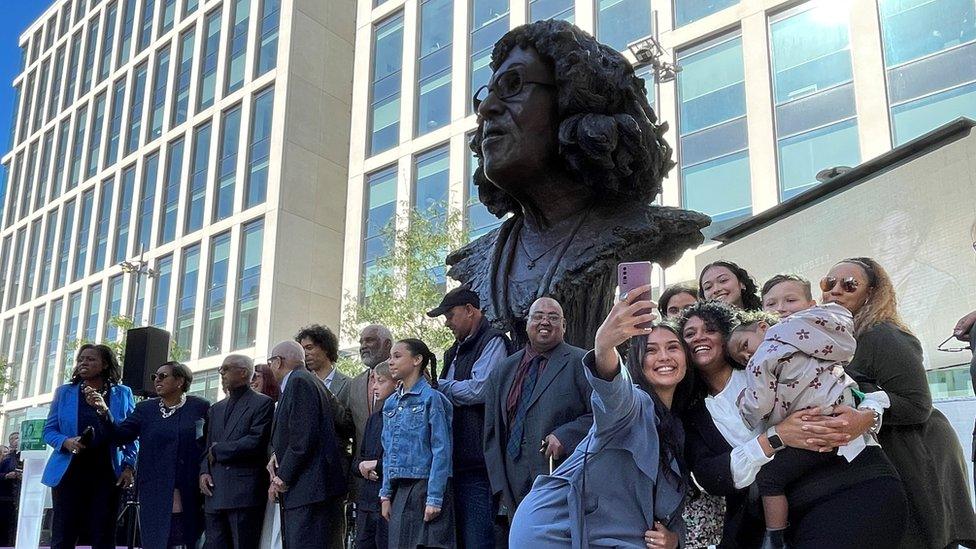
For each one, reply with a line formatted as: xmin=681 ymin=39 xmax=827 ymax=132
xmin=122 ymin=326 xmax=171 ymax=397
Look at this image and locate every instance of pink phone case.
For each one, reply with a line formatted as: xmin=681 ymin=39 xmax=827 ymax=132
xmin=618 ymin=261 xmax=654 ymax=328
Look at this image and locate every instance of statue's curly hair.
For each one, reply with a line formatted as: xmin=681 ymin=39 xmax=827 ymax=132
xmin=469 ymin=19 xmax=674 ymax=217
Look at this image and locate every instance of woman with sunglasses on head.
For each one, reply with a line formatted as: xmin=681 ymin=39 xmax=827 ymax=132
xmin=42 ymin=344 xmax=137 ymax=549
xmin=676 ymin=300 xmax=907 ymax=549
xmin=699 ymin=261 xmax=762 ymax=311
xmin=822 ymin=258 xmax=976 ymax=549
xmin=89 ymin=361 xmax=210 ymax=549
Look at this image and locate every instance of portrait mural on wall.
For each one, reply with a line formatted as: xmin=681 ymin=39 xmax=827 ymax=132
xmin=448 ymin=19 xmax=711 ymax=348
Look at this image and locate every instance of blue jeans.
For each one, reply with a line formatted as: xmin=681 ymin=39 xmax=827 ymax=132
xmin=453 ymin=469 xmax=496 ymax=549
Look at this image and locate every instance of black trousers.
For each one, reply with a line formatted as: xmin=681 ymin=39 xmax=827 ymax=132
xmin=204 ymin=506 xmax=265 ymax=549
xmin=50 ymin=458 xmax=119 ymax=549
xmin=325 ymin=496 xmax=346 ymax=549
xmin=757 ymin=447 xmax=841 ymax=496
xmin=280 ymin=500 xmax=332 ymax=549
xmin=788 ymin=475 xmax=907 ymax=548
xmin=353 ymin=509 xmax=388 ymax=549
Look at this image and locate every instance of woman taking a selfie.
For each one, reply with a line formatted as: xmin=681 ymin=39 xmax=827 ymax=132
xmin=42 ymin=344 xmax=137 ymax=549
xmin=510 ymin=285 xmax=690 ymax=548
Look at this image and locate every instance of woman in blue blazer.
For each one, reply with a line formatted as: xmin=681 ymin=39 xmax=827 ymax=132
xmin=91 ymin=360 xmax=210 ymax=549
xmin=42 ymin=344 xmax=137 ymax=549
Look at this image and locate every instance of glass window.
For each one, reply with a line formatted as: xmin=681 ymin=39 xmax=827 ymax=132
xmin=53 ymin=121 xmax=71 ymax=200
xmin=677 ymin=33 xmax=751 ymax=227
xmin=126 ymin=62 xmax=149 ymax=155
xmin=74 ymin=189 xmax=95 ymax=282
xmin=118 ymin=0 xmax=136 ymax=66
xmin=469 ymin=0 xmax=509 ymax=115
xmin=135 ymin=152 xmax=159 ymax=254
xmin=45 ymin=16 xmax=57 ymax=50
xmin=880 ymin=0 xmax=976 ymax=144
xmin=187 ymin=368 xmax=220 ymax=401
xmin=81 ymin=17 xmax=100 ymax=96
xmin=19 ymin=72 xmax=36 ymax=143
xmin=68 ymin=105 xmax=88 ymax=192
xmin=159 ymin=138 xmax=184 ymax=244
xmin=8 ymin=85 xmax=20 ymax=150
xmin=93 ymin=178 xmax=114 ymax=272
xmin=106 ymin=274 xmax=123 ymax=339
xmin=256 ymin=0 xmax=279 ymax=76
xmin=9 ymin=313 xmax=28 ymax=399
xmin=60 ymin=2 xmax=73 ymax=38
xmin=64 ymin=32 xmax=82 ymax=109
xmin=198 ymin=9 xmax=222 ymax=110
xmin=84 ymin=282 xmax=102 ymax=341
xmin=160 ymin=0 xmax=176 ymax=34
xmin=226 ymin=0 xmax=251 ymax=94
xmin=138 ymin=0 xmax=156 ymax=53
xmin=42 ymin=298 xmax=63 ymax=394
xmin=203 ymin=231 xmax=231 ymax=357
xmin=245 ymin=87 xmax=273 ymax=208
xmin=233 ymin=218 xmax=262 ymax=349
xmin=38 ymin=209 xmax=58 ymax=297
xmin=48 ymin=46 xmax=66 ymax=121
xmin=100 ymin=2 xmax=118 ymax=83
xmin=414 ymin=147 xmax=449 ymax=285
xmin=185 ymin=0 xmax=199 ymax=17
xmin=4 ymin=154 xmax=22 ymax=229
xmin=362 ymin=167 xmax=396 ymax=298
xmin=114 ymin=164 xmax=136 ymax=263
xmin=21 ymin=143 xmax=38 ymax=220
xmin=186 ymin=122 xmax=211 ymax=233
xmin=172 ymin=29 xmax=195 ymax=127
xmin=674 ymin=0 xmax=737 ymax=27
xmin=0 ymin=236 xmax=9 ymax=308
xmin=416 ymin=0 xmax=453 ymax=136
xmin=369 ymin=14 xmax=404 ymax=154
xmin=55 ymin=200 xmax=76 ymax=289
xmin=87 ymin=92 xmax=107 ymax=179
xmin=0 ymin=320 xmax=10 ymax=387
xmin=75 ymin=0 xmax=88 ymax=23
xmin=530 ymin=0 xmax=574 ymax=22
xmin=27 ymin=305 xmax=46 ymax=396
xmin=34 ymin=59 xmax=49 ymax=132
xmin=6 ymin=226 xmax=21 ymax=305
xmin=770 ymin=5 xmax=859 ymax=199
xmin=21 ymin=220 xmax=42 ymax=304
xmin=175 ymin=243 xmax=200 ymax=352
xmin=215 ymin=105 xmax=242 ymax=221
xmin=598 ymin=0 xmax=651 ymax=52
xmin=148 ymin=45 xmax=171 ymax=142
xmin=150 ymin=254 xmax=172 ymax=328
xmin=63 ymin=291 xmax=82 ymax=377
xmin=37 ymin=131 xmax=54 ymax=210
xmin=106 ymin=78 xmax=126 ymax=169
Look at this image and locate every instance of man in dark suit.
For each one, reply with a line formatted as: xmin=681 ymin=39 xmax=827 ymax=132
xmin=268 ymin=340 xmax=346 ymax=548
xmin=484 ymin=297 xmax=593 ymax=524
xmin=200 ymin=354 xmax=274 ymax=549
xmin=296 ymin=324 xmax=354 ymax=549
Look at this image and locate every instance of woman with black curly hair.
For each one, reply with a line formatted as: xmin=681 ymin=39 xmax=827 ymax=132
xmin=448 ymin=19 xmax=708 ymax=350
xmin=698 ymin=260 xmax=762 ymax=311
xmin=677 ymin=301 xmax=908 ymax=548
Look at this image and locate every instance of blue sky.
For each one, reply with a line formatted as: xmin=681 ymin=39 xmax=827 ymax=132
xmin=0 ymin=1 xmax=51 ymax=189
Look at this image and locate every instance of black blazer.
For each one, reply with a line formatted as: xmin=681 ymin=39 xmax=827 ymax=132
xmin=682 ymin=400 xmax=763 ymax=549
xmin=271 ymin=369 xmax=346 ymax=510
xmin=201 ymin=387 xmax=274 ymax=512
xmin=483 ymin=341 xmax=592 ymax=516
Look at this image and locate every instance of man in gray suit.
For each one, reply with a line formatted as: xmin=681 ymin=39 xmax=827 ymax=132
xmin=344 ymin=324 xmax=393 ymax=461
xmin=484 ymin=297 xmax=593 ymax=523
xmin=200 ymin=354 xmax=274 ymax=549
xmin=296 ymin=324 xmax=353 ymax=549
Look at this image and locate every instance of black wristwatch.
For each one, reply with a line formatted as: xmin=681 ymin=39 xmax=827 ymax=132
xmin=766 ymin=426 xmax=785 ymax=453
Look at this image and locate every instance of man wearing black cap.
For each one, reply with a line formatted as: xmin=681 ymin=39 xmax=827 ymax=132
xmin=427 ymin=284 xmax=512 ymax=549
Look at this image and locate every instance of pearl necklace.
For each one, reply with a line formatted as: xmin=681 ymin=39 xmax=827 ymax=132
xmin=159 ymin=394 xmax=187 ymax=419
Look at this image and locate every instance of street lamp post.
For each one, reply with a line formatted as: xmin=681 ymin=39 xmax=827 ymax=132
xmin=119 ymin=248 xmax=159 ymax=327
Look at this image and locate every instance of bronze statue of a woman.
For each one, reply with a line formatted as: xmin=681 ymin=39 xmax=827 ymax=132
xmin=447 ymin=20 xmax=710 ymax=348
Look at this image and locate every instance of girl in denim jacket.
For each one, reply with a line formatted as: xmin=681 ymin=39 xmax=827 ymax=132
xmin=379 ymin=338 xmax=456 ymax=548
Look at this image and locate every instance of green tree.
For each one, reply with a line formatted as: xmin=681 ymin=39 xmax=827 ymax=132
xmin=341 ymin=206 xmax=466 ymax=361
xmin=0 ymin=358 xmax=16 ymax=397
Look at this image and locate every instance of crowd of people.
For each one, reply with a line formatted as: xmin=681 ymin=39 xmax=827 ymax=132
xmin=7 ymin=255 xmax=972 ymax=549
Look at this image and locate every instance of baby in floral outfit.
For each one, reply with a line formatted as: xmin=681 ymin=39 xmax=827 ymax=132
xmin=727 ymin=302 xmax=867 ymax=546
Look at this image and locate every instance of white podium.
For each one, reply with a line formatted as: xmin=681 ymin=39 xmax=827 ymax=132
xmin=14 ymin=410 xmax=51 ymax=549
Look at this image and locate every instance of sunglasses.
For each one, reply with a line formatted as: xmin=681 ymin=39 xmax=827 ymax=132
xmin=819 ymin=276 xmax=860 ymax=293
xmin=151 ymin=372 xmax=171 ymax=381
xmin=937 ymin=334 xmax=972 ymax=353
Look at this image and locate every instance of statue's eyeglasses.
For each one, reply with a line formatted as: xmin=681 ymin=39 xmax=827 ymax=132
xmin=472 ymin=69 xmax=556 ymax=111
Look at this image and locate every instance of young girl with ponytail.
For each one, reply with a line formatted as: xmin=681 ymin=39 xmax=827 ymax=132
xmin=379 ymin=338 xmax=456 ymax=548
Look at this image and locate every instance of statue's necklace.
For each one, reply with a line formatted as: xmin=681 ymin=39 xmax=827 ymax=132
xmin=518 ymin=234 xmax=567 ymax=270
